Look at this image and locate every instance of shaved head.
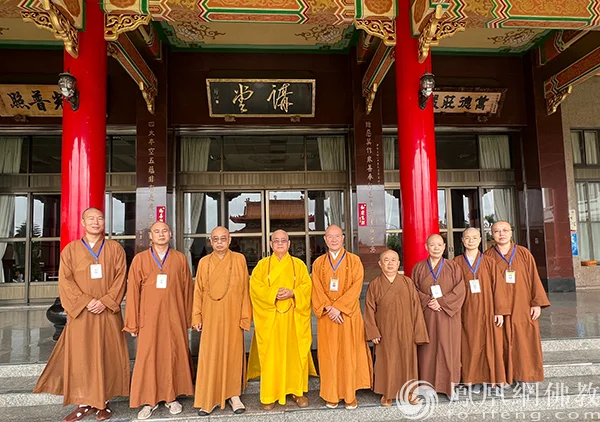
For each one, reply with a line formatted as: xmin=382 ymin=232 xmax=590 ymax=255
xmin=211 ymin=226 xmax=230 ymax=238
xmin=325 ymin=225 xmax=343 ymax=236
xmin=379 ymin=249 xmax=399 ymax=261
xmin=271 ymin=229 xmax=289 ymax=241
xmin=462 ymin=227 xmax=480 ymax=238
xmin=426 ymin=233 xmax=444 ymax=245
xmin=491 ymin=221 xmax=512 ymax=232
xmin=82 ymin=207 xmax=103 ymax=220
xmin=150 ymin=221 xmax=170 ymax=232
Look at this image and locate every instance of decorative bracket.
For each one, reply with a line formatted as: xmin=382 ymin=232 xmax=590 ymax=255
xmin=362 ymin=40 xmax=395 ymax=114
xmin=365 ymin=83 xmax=378 ymax=115
xmin=546 ymin=85 xmax=572 ymax=115
xmin=418 ymin=4 xmax=466 ymax=63
xmin=105 ymin=14 xmax=151 ymax=41
xmin=107 ymin=34 xmax=158 ymax=114
xmin=354 ymin=19 xmax=395 ymax=47
xmin=21 ymin=0 xmax=79 ymax=58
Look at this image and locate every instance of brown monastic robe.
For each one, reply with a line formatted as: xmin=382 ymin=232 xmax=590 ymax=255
xmin=484 ymin=243 xmax=550 ymax=383
xmin=192 ymin=250 xmax=252 ymax=410
xmin=123 ymin=248 xmax=194 ymax=408
xmin=364 ymin=274 xmax=429 ymax=399
xmin=33 ymin=239 xmax=130 ymax=409
xmin=411 ymin=258 xmax=466 ymax=396
xmin=453 ymin=253 xmax=511 ymax=385
xmin=312 ymin=248 xmax=373 ymax=403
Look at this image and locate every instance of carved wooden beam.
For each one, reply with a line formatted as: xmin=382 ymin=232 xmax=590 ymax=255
xmin=418 ymin=4 xmax=466 ymax=63
xmin=105 ymin=14 xmax=151 ymax=42
xmin=362 ymin=40 xmax=395 ymax=114
xmin=354 ymin=19 xmax=395 ymax=47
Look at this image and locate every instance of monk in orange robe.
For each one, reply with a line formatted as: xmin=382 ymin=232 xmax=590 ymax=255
xmin=311 ymin=225 xmax=373 ymax=409
xmin=123 ymin=222 xmax=194 ymax=420
xmin=412 ymin=234 xmax=465 ymax=399
xmin=454 ymin=228 xmax=510 ymax=394
xmin=364 ymin=249 xmax=429 ymax=407
xmin=484 ymin=221 xmax=550 ymax=386
xmin=33 ymin=208 xmax=130 ymax=422
xmin=192 ymin=226 xmax=252 ymax=416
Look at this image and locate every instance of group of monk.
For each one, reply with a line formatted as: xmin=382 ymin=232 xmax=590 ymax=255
xmin=33 ymin=207 xmax=550 ymax=422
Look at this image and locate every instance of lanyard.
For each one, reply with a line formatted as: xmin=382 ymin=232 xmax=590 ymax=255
xmin=327 ymin=250 xmax=347 ymax=273
xmin=427 ymin=258 xmax=444 ymax=283
xmin=267 ymin=254 xmax=296 ymax=283
xmin=82 ymin=238 xmax=105 ymax=263
xmin=150 ymin=247 xmax=169 ymax=272
xmin=494 ymin=244 xmax=516 ymax=268
xmin=463 ymin=253 xmax=482 ymax=277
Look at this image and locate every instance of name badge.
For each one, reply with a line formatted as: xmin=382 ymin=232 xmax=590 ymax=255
xmin=505 ymin=270 xmax=516 ymax=284
xmin=469 ymin=279 xmax=481 ymax=294
xmin=430 ymin=284 xmax=443 ymax=299
xmin=90 ymin=264 xmax=102 ymax=279
xmin=329 ymin=278 xmax=339 ymax=292
xmin=156 ymin=274 xmax=168 ymax=289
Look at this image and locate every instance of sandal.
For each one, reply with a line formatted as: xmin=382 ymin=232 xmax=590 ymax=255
xmin=95 ymin=403 xmax=112 ymax=421
xmin=63 ymin=406 xmax=96 ymax=422
xmin=228 ymin=396 xmax=246 ymax=414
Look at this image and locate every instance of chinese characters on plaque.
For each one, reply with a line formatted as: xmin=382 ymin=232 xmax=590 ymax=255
xmin=361 ymin=120 xmax=383 ymax=254
xmin=433 ymin=88 xmax=506 ymax=115
xmin=0 ymin=85 xmax=63 ymax=117
xmin=358 ymin=203 xmax=367 ymax=227
xmin=206 ymin=79 xmax=315 ymax=118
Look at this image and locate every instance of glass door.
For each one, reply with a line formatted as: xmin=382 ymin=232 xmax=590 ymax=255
xmin=225 ymin=191 xmax=265 ymax=272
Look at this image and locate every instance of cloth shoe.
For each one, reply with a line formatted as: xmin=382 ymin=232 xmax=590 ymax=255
xmin=228 ymin=396 xmax=246 ymax=414
xmin=292 ymin=395 xmax=309 ymax=408
xmin=380 ymin=396 xmax=392 ymax=407
xmin=95 ymin=402 xmax=112 ymax=421
xmin=164 ymin=400 xmax=183 ymax=415
xmin=63 ymin=405 xmax=96 ymax=422
xmin=325 ymin=401 xmax=338 ymax=409
xmin=345 ymin=399 xmax=358 ymax=409
xmin=137 ymin=405 xmax=158 ymax=420
xmin=262 ymin=402 xmax=275 ymax=410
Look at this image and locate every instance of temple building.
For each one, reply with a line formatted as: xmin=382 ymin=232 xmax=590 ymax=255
xmin=1 ymin=0 xmax=600 ymax=304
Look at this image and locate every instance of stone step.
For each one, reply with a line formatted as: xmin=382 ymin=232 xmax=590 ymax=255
xmin=541 ymin=337 xmax=600 ymax=352
xmin=1 ymin=386 xmax=600 ymax=422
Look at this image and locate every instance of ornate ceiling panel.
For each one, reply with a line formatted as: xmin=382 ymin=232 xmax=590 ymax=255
xmin=158 ymin=21 xmax=355 ymax=49
xmin=433 ymin=27 xmax=549 ymax=53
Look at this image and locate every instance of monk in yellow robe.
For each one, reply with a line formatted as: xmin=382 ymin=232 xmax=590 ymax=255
xmin=192 ymin=226 xmax=252 ymax=416
xmin=124 ymin=222 xmax=194 ymax=420
xmin=34 ymin=208 xmax=130 ymax=422
xmin=484 ymin=221 xmax=550 ymax=387
xmin=247 ymin=229 xmax=317 ymax=410
xmin=311 ymin=224 xmax=372 ymax=409
xmin=454 ymin=228 xmax=510 ymax=394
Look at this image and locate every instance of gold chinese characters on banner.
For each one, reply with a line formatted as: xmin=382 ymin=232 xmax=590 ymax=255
xmin=433 ymin=89 xmax=506 ymax=115
xmin=0 ymin=85 xmax=63 ymax=117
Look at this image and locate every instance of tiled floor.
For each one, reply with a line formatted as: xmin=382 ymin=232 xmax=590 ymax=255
xmin=0 ymin=289 xmax=599 ymax=365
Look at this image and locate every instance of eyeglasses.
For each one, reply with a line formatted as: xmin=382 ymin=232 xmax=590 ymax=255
xmin=211 ymin=236 xmax=229 ymax=243
xmin=272 ymin=239 xmax=289 ymax=245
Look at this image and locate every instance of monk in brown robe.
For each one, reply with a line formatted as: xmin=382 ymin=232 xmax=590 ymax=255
xmin=33 ymin=207 xmax=130 ymax=422
xmin=454 ymin=228 xmax=510 ymax=394
xmin=192 ymin=226 xmax=252 ymax=416
xmin=412 ymin=234 xmax=465 ymax=399
xmin=364 ymin=249 xmax=429 ymax=407
xmin=312 ymin=225 xmax=373 ymax=409
xmin=123 ymin=222 xmax=194 ymax=420
xmin=484 ymin=221 xmax=550 ymax=386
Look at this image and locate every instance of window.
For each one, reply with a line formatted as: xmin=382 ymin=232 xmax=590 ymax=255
xmin=572 ymin=130 xmax=600 ymax=166
xmin=383 ymin=134 xmax=511 ymax=170
xmin=576 ymin=181 xmax=600 ymax=261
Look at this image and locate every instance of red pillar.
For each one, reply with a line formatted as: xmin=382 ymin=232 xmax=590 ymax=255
xmin=395 ymin=5 xmax=439 ymax=276
xmin=60 ymin=1 xmax=107 ymax=250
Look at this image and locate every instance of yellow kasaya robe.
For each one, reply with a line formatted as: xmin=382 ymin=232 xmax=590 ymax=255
xmin=123 ymin=248 xmax=194 ymax=408
xmin=33 ymin=239 xmax=130 ymax=409
xmin=311 ymin=249 xmax=373 ymax=403
xmin=247 ymin=253 xmax=317 ymax=405
xmin=192 ymin=250 xmax=252 ymax=411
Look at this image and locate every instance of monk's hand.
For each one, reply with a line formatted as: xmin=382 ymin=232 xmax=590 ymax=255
xmin=372 ymin=337 xmax=381 ymax=344
xmin=494 ymin=315 xmax=504 ymax=327
xmin=530 ymin=306 xmax=541 ymax=321
xmin=130 ymin=332 xmax=138 ymax=337
xmin=427 ymin=298 xmax=441 ymax=312
xmin=276 ymin=288 xmax=294 ymax=300
xmin=86 ymin=298 xmax=98 ymax=311
xmin=89 ymin=300 xmax=106 ymax=314
xmin=193 ymin=324 xmax=202 ymax=332
xmin=327 ymin=306 xmax=344 ymax=324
